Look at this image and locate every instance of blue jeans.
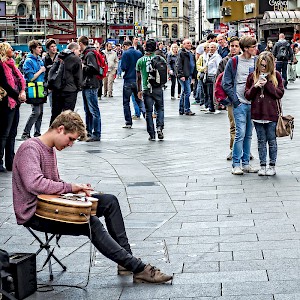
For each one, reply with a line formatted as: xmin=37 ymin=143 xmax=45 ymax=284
xmin=253 ymin=122 xmax=277 ymax=166
xmin=276 ymin=61 xmax=288 ymax=87
xmin=123 ymin=81 xmax=144 ymax=125
xmin=143 ymin=88 xmax=164 ymax=138
xmin=232 ymin=103 xmax=253 ymax=167
xmin=195 ymin=79 xmax=205 ymax=105
xmin=117 ymin=60 xmax=122 ymax=76
xmin=82 ymin=88 xmax=101 ymax=139
xmin=179 ymin=77 xmax=191 ymax=113
xmin=131 ymin=94 xmax=145 ymax=117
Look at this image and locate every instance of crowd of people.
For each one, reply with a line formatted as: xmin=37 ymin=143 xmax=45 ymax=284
xmin=0 ymin=32 xmax=299 ymax=177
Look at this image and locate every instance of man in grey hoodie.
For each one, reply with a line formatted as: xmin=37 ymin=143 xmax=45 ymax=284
xmin=273 ymin=33 xmax=293 ymax=89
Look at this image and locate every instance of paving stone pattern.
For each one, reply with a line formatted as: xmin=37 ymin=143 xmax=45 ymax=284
xmin=1 ymin=78 xmax=300 ymax=299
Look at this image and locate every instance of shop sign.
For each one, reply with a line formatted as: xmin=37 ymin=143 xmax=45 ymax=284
xmin=244 ymin=3 xmax=255 ymax=14
xmin=259 ymin=0 xmax=288 ymax=14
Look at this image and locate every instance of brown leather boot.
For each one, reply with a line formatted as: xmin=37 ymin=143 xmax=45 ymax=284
xmin=133 ymin=264 xmax=172 ymax=283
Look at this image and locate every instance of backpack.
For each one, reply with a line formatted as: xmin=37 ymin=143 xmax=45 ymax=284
xmin=214 ymin=56 xmax=238 ymax=106
xmin=47 ymin=59 xmax=65 ymax=90
xmin=276 ymin=44 xmax=289 ymax=61
xmin=147 ymin=55 xmax=168 ymax=88
xmin=86 ymin=50 xmax=108 ymax=80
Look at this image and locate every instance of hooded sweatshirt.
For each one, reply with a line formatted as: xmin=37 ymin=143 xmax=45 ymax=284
xmin=23 ymin=53 xmax=45 ymax=83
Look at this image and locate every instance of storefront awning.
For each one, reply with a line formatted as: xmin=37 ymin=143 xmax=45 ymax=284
xmin=260 ymin=10 xmax=300 ymax=30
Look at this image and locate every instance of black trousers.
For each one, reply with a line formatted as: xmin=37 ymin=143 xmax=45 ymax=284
xmin=25 ymin=193 xmax=145 ymax=273
xmin=50 ymin=90 xmax=78 ymax=125
xmin=170 ymin=75 xmax=181 ymax=97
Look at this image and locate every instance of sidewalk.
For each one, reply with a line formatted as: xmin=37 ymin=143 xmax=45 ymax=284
xmin=1 ymin=77 xmax=300 ymax=300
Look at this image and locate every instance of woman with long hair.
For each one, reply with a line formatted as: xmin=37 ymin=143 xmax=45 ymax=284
xmin=265 ymin=40 xmax=273 ymax=52
xmin=0 ymin=42 xmax=26 ymax=172
xmin=245 ymin=51 xmax=284 ymax=176
xmin=167 ymin=43 xmax=181 ymax=100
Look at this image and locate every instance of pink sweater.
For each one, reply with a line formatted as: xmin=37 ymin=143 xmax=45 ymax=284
xmin=12 ymin=138 xmax=73 ymax=224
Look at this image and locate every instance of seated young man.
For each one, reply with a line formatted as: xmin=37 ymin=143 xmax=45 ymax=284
xmin=12 ymin=110 xmax=172 ymax=284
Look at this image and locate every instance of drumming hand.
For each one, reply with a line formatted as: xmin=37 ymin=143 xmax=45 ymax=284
xmin=72 ymin=183 xmax=93 ymax=196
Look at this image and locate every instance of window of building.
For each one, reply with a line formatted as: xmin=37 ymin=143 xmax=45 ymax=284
xmin=172 ymin=0 xmax=177 ymax=2
xmin=171 ymin=7 xmax=177 ymax=17
xmin=172 ymin=24 xmax=178 ymax=38
xmin=163 ymin=7 xmax=168 ymax=17
xmin=163 ymin=24 xmax=169 ymax=37
xmin=77 ymin=4 xmax=84 ymax=20
xmin=77 ymin=27 xmax=89 ymax=37
xmin=62 ymin=9 xmax=69 ymax=20
xmin=91 ymin=5 xmax=97 ymax=20
xmin=163 ymin=0 xmax=168 ymax=2
xmin=40 ymin=5 xmax=48 ymax=18
xmin=17 ymin=3 xmax=26 ymax=16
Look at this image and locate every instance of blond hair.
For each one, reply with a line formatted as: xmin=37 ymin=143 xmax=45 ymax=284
xmin=170 ymin=43 xmax=179 ymax=55
xmin=0 ymin=42 xmax=11 ymax=61
xmin=253 ymin=51 xmax=278 ymax=87
xmin=50 ymin=110 xmax=87 ymax=140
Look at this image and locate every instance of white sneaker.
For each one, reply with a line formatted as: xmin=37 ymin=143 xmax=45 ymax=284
xmin=258 ymin=166 xmax=267 ymax=176
xmin=242 ymin=165 xmax=259 ymax=173
xmin=266 ymin=166 xmax=276 ymax=176
xmin=231 ymin=166 xmax=244 ymax=175
xmin=214 ymin=110 xmax=221 ymax=114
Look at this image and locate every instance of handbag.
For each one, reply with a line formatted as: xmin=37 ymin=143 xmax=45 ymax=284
xmin=0 ymin=86 xmax=7 ymax=101
xmin=26 ymin=82 xmax=47 ymax=105
xmin=276 ymin=100 xmax=294 ymax=139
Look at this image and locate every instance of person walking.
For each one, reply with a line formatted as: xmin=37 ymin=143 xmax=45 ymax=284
xmin=103 ymin=42 xmax=118 ymax=97
xmin=49 ymin=42 xmax=83 ymax=124
xmin=176 ymin=39 xmax=197 ymax=116
xmin=273 ymin=33 xmax=293 ymax=89
xmin=245 ymin=51 xmax=284 ymax=176
xmin=222 ymin=35 xmax=259 ymax=175
xmin=120 ymin=40 xmax=143 ymax=128
xmin=78 ymin=35 xmax=101 ymax=142
xmin=167 ymin=43 xmax=181 ymax=100
xmin=115 ymin=44 xmax=123 ymax=78
xmin=21 ymin=40 xmax=46 ymax=140
xmin=0 ymin=42 xmax=26 ymax=172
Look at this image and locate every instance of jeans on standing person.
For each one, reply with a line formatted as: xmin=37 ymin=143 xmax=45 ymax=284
xmin=25 ymin=193 xmax=145 ymax=273
xmin=117 ymin=60 xmax=122 ymax=77
xmin=82 ymin=88 xmax=101 ymax=139
xmin=195 ymin=79 xmax=205 ymax=105
xmin=232 ymin=103 xmax=253 ymax=167
xmin=253 ymin=122 xmax=277 ymax=166
xmin=276 ymin=61 xmax=288 ymax=88
xmin=170 ymin=75 xmax=181 ymax=97
xmin=206 ymin=81 xmax=215 ymax=112
xmin=143 ymin=88 xmax=164 ymax=138
xmin=132 ymin=94 xmax=145 ymax=117
xmin=179 ymin=77 xmax=191 ymax=113
xmin=0 ymin=103 xmax=20 ymax=171
xmin=123 ymin=81 xmax=144 ymax=125
xmin=23 ymin=104 xmax=44 ymax=137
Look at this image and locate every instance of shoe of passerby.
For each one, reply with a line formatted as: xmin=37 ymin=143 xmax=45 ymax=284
xmin=152 ymin=114 xmax=157 ymax=118
xmin=242 ymin=165 xmax=259 ymax=173
xmin=250 ymin=153 xmax=254 ymax=160
xmin=214 ymin=110 xmax=221 ymax=115
xmin=0 ymin=166 xmax=7 ymax=173
xmin=118 ymin=265 xmax=132 ymax=276
xmin=266 ymin=166 xmax=276 ymax=176
xmin=171 ymin=96 xmax=176 ymax=100
xmin=132 ymin=115 xmax=140 ymax=120
xmin=98 ymin=96 xmax=102 ymax=101
xmin=21 ymin=133 xmax=31 ymax=140
xmin=33 ymin=133 xmax=41 ymax=137
xmin=231 ymin=166 xmax=244 ymax=175
xmin=258 ymin=166 xmax=267 ymax=176
xmin=179 ymin=111 xmax=184 ymax=115
xmin=133 ymin=264 xmax=173 ymax=284
xmin=204 ymin=110 xmax=214 ymax=114
xmin=108 ymin=93 xmax=113 ymax=97
xmin=199 ymin=105 xmax=205 ymax=110
xmin=191 ymin=101 xmax=200 ymax=105
xmin=185 ymin=111 xmax=195 ymax=116
xmin=226 ymin=151 xmax=232 ymax=161
xmin=103 ymin=93 xmax=107 ymax=97
xmin=177 ymin=94 xmax=181 ymax=99
xmin=86 ymin=137 xmax=100 ymax=142
xmin=148 ymin=135 xmax=155 ymax=141
xmin=157 ymin=128 xmax=164 ymax=140
xmin=123 ymin=124 xmax=132 ymax=129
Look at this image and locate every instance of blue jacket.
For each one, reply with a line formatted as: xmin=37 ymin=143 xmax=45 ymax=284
xmin=23 ymin=53 xmax=45 ymax=83
xmin=121 ymin=47 xmax=143 ymax=82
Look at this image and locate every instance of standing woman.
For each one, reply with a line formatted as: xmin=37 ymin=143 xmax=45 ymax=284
xmin=167 ymin=43 xmax=181 ymax=100
xmin=245 ymin=51 xmax=284 ymax=176
xmin=0 ymin=42 xmax=26 ymax=172
xmin=265 ymin=40 xmax=274 ymax=52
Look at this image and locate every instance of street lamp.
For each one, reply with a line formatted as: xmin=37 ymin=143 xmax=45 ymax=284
xmin=154 ymin=4 xmax=158 ymax=40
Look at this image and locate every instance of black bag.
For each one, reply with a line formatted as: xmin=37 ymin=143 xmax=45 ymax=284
xmin=47 ymin=60 xmax=66 ymax=90
xmin=147 ymin=55 xmax=168 ymax=88
xmin=276 ymin=44 xmax=289 ymax=61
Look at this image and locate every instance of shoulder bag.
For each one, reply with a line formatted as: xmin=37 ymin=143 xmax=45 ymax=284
xmin=276 ymin=100 xmax=294 ymax=139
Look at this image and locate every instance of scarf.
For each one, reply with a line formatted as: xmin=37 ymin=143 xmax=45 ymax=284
xmin=1 ymin=58 xmax=26 ymax=109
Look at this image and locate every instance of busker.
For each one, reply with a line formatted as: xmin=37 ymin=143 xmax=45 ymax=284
xmin=12 ymin=110 xmax=173 ymax=284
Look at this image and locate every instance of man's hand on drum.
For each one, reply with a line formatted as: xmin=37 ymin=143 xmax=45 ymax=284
xmin=72 ymin=183 xmax=93 ymax=196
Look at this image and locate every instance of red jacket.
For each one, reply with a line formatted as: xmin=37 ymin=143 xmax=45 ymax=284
xmin=245 ymin=71 xmax=284 ymax=122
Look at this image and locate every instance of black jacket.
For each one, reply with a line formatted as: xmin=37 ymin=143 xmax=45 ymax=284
xmin=57 ymin=50 xmax=83 ymax=92
xmin=43 ymin=52 xmax=58 ymax=83
xmin=176 ymin=48 xmax=197 ymax=79
xmin=81 ymin=46 xmax=100 ymax=89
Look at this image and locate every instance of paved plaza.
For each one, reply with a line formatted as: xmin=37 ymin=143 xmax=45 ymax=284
xmin=1 ymin=77 xmax=300 ymax=300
